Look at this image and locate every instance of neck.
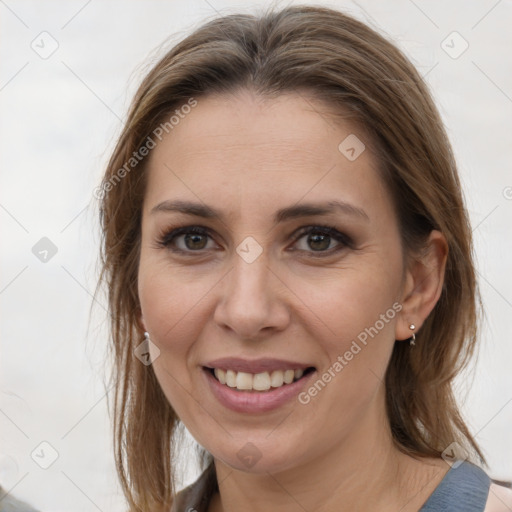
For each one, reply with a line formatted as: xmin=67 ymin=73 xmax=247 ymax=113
xmin=209 ymin=390 xmax=448 ymax=512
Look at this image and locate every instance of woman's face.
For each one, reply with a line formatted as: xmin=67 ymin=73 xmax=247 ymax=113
xmin=138 ymin=90 xmax=408 ymax=473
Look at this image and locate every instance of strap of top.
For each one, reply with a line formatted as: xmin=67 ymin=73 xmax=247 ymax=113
xmin=419 ymin=461 xmax=490 ymax=512
xmin=170 ymin=462 xmax=217 ymax=512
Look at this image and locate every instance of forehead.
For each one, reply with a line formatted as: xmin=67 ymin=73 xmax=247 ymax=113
xmin=144 ymin=90 xmax=388 ymax=220
xmin=150 ymin=90 xmax=367 ymax=165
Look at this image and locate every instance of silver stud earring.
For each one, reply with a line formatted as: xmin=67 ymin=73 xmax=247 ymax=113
xmin=409 ymin=324 xmax=416 ymax=346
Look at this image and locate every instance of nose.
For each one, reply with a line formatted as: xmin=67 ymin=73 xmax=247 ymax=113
xmin=213 ymin=248 xmax=291 ymax=340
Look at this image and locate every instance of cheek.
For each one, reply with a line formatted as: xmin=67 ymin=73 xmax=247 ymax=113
xmin=293 ymin=255 xmax=402 ymax=344
xmin=289 ymin=254 xmax=402 ymax=413
xmin=137 ymin=262 xmax=213 ymax=423
xmin=138 ymin=255 xmax=218 ymax=347
xmin=137 ymin=254 xmax=228 ymax=413
xmin=291 ymin=272 xmax=401 ymax=446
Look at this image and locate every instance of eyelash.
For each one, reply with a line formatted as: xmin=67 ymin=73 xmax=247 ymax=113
xmin=155 ymin=224 xmax=353 ymax=258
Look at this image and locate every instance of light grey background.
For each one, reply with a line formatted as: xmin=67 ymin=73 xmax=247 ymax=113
xmin=1 ymin=0 xmax=511 ymax=510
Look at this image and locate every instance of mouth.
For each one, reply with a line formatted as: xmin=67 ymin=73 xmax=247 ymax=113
xmin=203 ymin=366 xmax=316 ymax=392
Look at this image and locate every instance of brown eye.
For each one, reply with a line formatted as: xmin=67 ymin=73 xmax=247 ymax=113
xmin=158 ymin=226 xmax=216 ymax=252
xmin=182 ymin=232 xmax=208 ymax=250
xmin=306 ymin=232 xmax=332 ymax=251
xmin=291 ymin=226 xmax=352 ymax=256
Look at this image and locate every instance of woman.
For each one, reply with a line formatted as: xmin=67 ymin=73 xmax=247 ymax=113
xmin=97 ymin=5 xmax=511 ymax=511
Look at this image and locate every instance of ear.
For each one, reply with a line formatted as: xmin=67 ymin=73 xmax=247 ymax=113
xmin=395 ymin=230 xmax=448 ymax=341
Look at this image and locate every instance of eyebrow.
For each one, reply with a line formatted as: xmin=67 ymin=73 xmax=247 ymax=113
xmin=150 ymin=199 xmax=369 ymax=223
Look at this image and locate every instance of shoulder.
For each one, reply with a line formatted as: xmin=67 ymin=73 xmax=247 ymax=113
xmin=170 ymin=463 xmax=217 ymax=512
xmin=484 ymin=483 xmax=512 ymax=512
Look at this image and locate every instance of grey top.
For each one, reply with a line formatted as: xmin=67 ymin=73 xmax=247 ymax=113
xmin=171 ymin=460 xmax=491 ymax=512
xmin=419 ymin=461 xmax=491 ymax=511
xmin=0 ymin=486 xmax=40 ymax=512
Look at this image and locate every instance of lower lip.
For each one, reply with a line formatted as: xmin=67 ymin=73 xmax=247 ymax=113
xmin=202 ymin=368 xmax=316 ymax=413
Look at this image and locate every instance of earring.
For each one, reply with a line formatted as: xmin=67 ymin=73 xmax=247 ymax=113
xmin=409 ymin=324 xmax=416 ymax=346
xmin=144 ymin=331 xmax=150 ymax=342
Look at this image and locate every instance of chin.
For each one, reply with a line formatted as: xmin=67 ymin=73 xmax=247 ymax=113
xmin=208 ymin=434 xmax=309 ymax=475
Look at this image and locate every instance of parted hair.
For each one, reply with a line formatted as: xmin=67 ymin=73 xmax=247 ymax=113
xmin=97 ymin=5 xmax=483 ymax=510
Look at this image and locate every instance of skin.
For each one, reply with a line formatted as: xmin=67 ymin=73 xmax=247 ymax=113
xmin=137 ymin=89 xmax=454 ymax=511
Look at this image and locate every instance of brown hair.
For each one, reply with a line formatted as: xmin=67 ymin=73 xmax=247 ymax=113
xmin=97 ymin=5 xmax=483 ymax=510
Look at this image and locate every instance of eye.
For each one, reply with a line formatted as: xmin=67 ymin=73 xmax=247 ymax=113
xmin=157 ymin=226 xmax=217 ymax=252
xmin=156 ymin=224 xmax=352 ymax=257
xmin=290 ymin=225 xmax=352 ymax=256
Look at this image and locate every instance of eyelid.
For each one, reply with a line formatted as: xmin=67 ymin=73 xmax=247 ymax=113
xmin=290 ymin=224 xmax=353 ymax=246
xmin=156 ymin=225 xmax=218 ymax=251
xmin=287 ymin=225 xmax=353 ymax=257
xmin=156 ymin=223 xmax=353 ymax=255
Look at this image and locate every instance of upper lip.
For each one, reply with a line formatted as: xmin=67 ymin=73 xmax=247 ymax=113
xmin=203 ymin=357 xmax=315 ymax=374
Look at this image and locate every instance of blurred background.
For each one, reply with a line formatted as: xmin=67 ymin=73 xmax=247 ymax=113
xmin=1 ymin=0 xmax=511 ymax=510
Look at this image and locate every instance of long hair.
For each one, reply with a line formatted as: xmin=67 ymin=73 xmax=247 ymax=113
xmin=97 ymin=5 xmax=483 ymax=509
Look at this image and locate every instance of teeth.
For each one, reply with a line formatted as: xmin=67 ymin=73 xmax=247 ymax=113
xmin=236 ymin=372 xmax=253 ymax=390
xmin=283 ymin=369 xmax=294 ymax=384
xmin=215 ymin=368 xmax=226 ymax=385
xmin=226 ymin=370 xmax=236 ymax=388
xmin=253 ymin=372 xmax=271 ymax=391
xmin=270 ymin=370 xmax=284 ymax=388
xmin=213 ymin=367 xmax=308 ymax=391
